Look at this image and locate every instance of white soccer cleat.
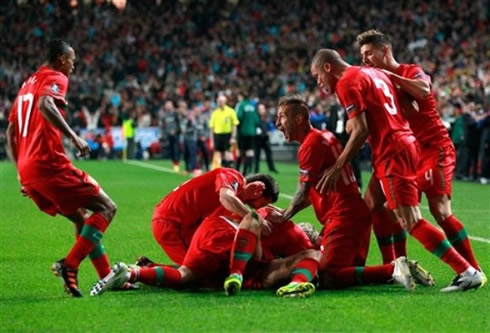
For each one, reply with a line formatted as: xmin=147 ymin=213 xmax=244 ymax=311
xmin=440 ymin=271 xmax=483 ymax=292
xmin=408 ymin=260 xmax=435 ymax=286
xmin=90 ymin=262 xmax=131 ymax=296
xmin=392 ymin=256 xmax=416 ymax=291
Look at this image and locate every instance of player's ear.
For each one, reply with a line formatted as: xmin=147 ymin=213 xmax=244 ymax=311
xmin=322 ymin=62 xmax=331 ymax=73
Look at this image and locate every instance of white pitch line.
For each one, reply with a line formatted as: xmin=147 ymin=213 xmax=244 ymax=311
xmin=124 ymin=160 xmax=490 ymax=244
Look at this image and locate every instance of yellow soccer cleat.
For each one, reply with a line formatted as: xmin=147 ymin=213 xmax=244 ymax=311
xmin=276 ymin=282 xmax=315 ymax=298
xmin=224 ymin=273 xmax=243 ymax=296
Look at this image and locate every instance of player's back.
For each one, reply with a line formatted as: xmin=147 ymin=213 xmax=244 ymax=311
xmin=298 ymin=129 xmax=367 ymax=223
xmin=153 ymin=168 xmax=245 ymax=226
xmin=8 ymin=66 xmax=71 ymax=183
xmin=396 ymin=64 xmax=450 ymax=147
xmin=337 ymin=66 xmax=415 ymax=164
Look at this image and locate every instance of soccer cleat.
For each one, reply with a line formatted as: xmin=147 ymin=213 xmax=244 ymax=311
xmin=51 ymin=259 xmax=83 ymax=298
xmin=440 ymin=271 xmax=483 ymax=292
xmin=90 ymin=262 xmax=130 ymax=296
xmin=392 ymin=256 xmax=416 ymax=291
xmin=276 ymin=282 xmax=315 ymax=298
xmin=408 ymin=260 xmax=435 ymax=286
xmin=135 ymin=256 xmax=155 ymax=267
xmin=224 ymin=273 xmax=243 ymax=296
xmin=480 ymin=271 xmax=487 ymax=288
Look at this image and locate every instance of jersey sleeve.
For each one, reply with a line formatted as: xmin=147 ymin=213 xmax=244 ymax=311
xmin=298 ymin=137 xmax=333 ymax=183
xmin=405 ymin=65 xmax=431 ymax=84
xmin=215 ymin=169 xmax=245 ymax=194
xmin=8 ymin=100 xmax=18 ymax=123
xmin=38 ymin=73 xmax=69 ymax=105
xmin=209 ymin=111 xmax=216 ymax=129
xmin=336 ymin=77 xmax=367 ymax=119
xmin=230 ymin=108 xmax=240 ymax=126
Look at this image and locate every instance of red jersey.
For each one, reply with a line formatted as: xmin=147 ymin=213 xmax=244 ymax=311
xmin=153 ymin=168 xmax=245 ymax=227
xmin=395 ymin=64 xmax=451 ymax=147
xmin=298 ymin=129 xmax=361 ymax=223
xmin=8 ymin=66 xmax=71 ymax=184
xmin=336 ymin=66 xmax=416 ymax=165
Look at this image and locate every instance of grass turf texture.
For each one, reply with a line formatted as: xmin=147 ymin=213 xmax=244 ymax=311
xmin=1 ymin=160 xmax=489 ymax=332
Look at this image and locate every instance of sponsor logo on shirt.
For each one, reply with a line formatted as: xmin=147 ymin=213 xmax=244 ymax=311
xmin=51 ymin=83 xmax=59 ymax=94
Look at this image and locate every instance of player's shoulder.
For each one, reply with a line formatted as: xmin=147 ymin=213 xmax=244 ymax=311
xmin=301 ymin=129 xmax=332 ymax=151
xmin=338 ymin=66 xmax=368 ymax=87
xmin=400 ymin=63 xmax=429 ymax=80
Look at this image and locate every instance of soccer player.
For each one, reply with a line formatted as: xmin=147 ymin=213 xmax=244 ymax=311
xmin=91 ymin=209 xmax=320 ymax=298
xmin=355 ymin=29 xmax=484 ymax=286
xmin=151 ymin=168 xmax=278 ymax=265
xmin=310 ymin=49 xmax=483 ymax=291
xmin=6 ymin=40 xmax=117 ymax=297
xmin=274 ymin=96 xmax=433 ymax=292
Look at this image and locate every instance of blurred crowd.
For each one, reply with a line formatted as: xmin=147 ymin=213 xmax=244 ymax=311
xmin=0 ymin=0 xmax=488 ymax=181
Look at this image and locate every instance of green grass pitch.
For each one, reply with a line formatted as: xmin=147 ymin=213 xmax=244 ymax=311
xmin=1 ymin=160 xmax=489 ymax=332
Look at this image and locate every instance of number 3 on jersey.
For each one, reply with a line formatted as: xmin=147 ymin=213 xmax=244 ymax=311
xmin=374 ymin=78 xmax=397 ymax=115
xmin=17 ymin=93 xmax=34 ymax=138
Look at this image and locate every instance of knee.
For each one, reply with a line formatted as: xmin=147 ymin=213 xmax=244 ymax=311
xmin=103 ymin=199 xmax=117 ymax=221
xmin=428 ymin=198 xmax=451 ymax=223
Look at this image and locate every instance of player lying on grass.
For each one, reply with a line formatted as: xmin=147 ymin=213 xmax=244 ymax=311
xmin=90 ymin=207 xmax=321 ymax=298
xmin=273 ymin=96 xmax=434 ymax=292
xmin=152 ymin=168 xmax=276 ymax=265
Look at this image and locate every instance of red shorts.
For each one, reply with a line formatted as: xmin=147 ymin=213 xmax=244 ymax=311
xmin=417 ymin=144 xmax=455 ymax=198
xmin=375 ymin=142 xmax=420 ymax=210
xmin=152 ymin=218 xmax=198 ymax=266
xmin=320 ymin=213 xmax=371 ymax=269
xmin=181 ymin=215 xmax=237 ymax=280
xmin=23 ymin=166 xmax=100 ymax=216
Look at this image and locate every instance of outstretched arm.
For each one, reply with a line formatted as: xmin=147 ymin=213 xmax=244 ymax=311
xmin=6 ymin=122 xmax=18 ymax=167
xmin=281 ymin=181 xmax=311 ymax=222
xmin=383 ymin=70 xmax=430 ymax=100
xmin=39 ymin=95 xmax=90 ymax=157
xmin=219 ymin=187 xmax=251 ymax=217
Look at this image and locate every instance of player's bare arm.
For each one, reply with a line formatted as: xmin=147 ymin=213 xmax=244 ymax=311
xmin=219 ymin=187 xmax=252 ymax=217
xmin=6 ymin=123 xmax=28 ymax=196
xmin=6 ymin=122 xmax=18 ymax=167
xmin=282 ymin=181 xmax=311 ymax=222
xmin=38 ymin=95 xmax=90 ymax=157
xmin=317 ymin=113 xmax=368 ymax=194
xmin=382 ymin=70 xmax=430 ymax=100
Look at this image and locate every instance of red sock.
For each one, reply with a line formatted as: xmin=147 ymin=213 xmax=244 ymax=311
xmin=65 ymin=213 xmax=110 ymax=270
xmin=439 ymin=215 xmax=480 ymax=270
xmin=291 ymin=258 xmax=319 ymax=283
xmin=327 ymin=264 xmax=393 ymax=288
xmin=410 ymin=219 xmax=470 ymax=274
xmin=131 ymin=266 xmax=182 ymax=287
xmin=229 ymin=228 xmax=256 ymax=276
xmin=371 ymin=209 xmax=396 ymax=264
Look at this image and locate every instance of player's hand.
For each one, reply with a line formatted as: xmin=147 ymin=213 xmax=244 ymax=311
xmin=230 ymin=137 xmax=237 ymax=145
xmin=316 ymin=165 xmax=341 ymax=194
xmin=261 ymin=217 xmax=273 ymax=236
xmin=71 ymin=136 xmax=91 ymax=157
xmin=264 ymin=206 xmax=284 ymax=224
